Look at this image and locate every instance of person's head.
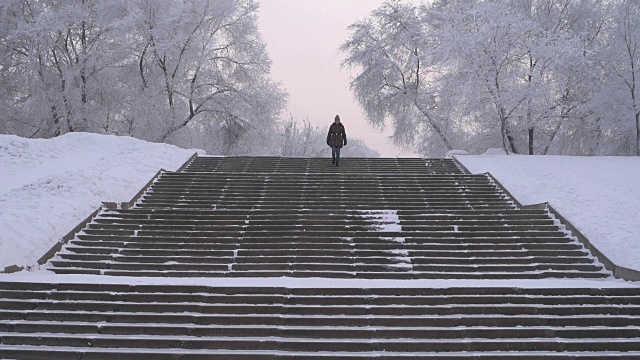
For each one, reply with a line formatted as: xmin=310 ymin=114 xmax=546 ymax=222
xmin=334 ymin=115 xmax=340 ymax=124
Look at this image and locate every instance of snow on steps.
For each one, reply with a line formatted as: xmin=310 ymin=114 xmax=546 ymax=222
xmin=45 ymin=206 xmax=609 ymax=279
xmin=1 ymin=281 xmax=640 ymax=358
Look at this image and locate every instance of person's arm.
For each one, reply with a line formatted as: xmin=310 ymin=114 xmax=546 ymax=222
xmin=342 ymin=127 xmax=347 ymax=146
xmin=326 ymin=126 xmax=331 ymax=145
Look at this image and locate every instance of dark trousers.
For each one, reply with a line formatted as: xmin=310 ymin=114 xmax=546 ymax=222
xmin=331 ymin=146 xmax=341 ymax=165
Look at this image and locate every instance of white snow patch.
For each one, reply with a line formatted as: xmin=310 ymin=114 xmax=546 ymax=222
xmin=2 ymin=272 xmax=637 ymax=289
xmin=385 ymin=249 xmax=409 ymax=256
xmin=386 ymin=263 xmax=413 ymax=270
xmin=360 ymin=210 xmax=402 ymax=232
xmin=380 ymin=237 xmax=405 ymax=244
xmin=0 ymin=133 xmax=200 ymax=269
xmin=445 ymin=149 xmax=469 ymax=158
xmin=456 ymin=155 xmax=640 ymax=271
xmin=481 ymin=148 xmax=509 ymax=155
xmin=373 ymin=223 xmax=403 ymax=232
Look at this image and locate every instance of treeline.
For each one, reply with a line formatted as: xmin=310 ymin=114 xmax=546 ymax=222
xmin=0 ymin=0 xmax=377 ymax=157
xmin=342 ymin=0 xmax=640 ymax=156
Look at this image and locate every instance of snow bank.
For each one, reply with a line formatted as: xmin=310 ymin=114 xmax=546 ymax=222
xmin=456 ymin=154 xmax=640 ymax=271
xmin=0 ymin=133 xmax=200 ymax=270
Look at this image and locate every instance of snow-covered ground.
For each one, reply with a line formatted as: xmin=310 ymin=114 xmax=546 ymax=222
xmin=456 ymin=153 xmax=640 ymax=271
xmin=1 ymin=133 xmax=639 ymax=279
xmin=0 ymin=133 xmax=199 ymax=270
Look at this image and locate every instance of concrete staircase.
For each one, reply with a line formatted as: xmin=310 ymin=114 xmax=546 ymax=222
xmin=1 ymin=155 xmax=637 ymax=359
xmin=45 ymin=156 xmax=606 ymax=279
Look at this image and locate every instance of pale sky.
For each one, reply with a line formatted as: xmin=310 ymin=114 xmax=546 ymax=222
xmin=257 ymin=0 xmax=417 ymax=157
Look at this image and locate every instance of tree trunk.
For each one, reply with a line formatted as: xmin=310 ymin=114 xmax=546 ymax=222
xmin=499 ymin=108 xmax=518 ymax=154
xmin=529 ymin=127 xmax=534 ymax=155
xmin=499 ymin=114 xmax=508 ymax=154
xmin=506 ymin=130 xmax=518 ymax=154
xmin=543 ymin=122 xmax=562 ymax=155
xmin=636 ymin=112 xmax=640 ymax=156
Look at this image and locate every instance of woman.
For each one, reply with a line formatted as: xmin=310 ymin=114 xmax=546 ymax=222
xmin=326 ymin=115 xmax=347 ymax=167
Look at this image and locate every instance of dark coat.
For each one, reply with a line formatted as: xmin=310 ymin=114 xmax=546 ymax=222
xmin=326 ymin=123 xmax=347 ymax=147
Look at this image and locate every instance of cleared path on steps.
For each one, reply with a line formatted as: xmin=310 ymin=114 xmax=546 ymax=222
xmin=46 ymin=156 xmax=608 ymax=279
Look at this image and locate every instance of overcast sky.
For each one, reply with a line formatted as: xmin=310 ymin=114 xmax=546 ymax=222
xmin=257 ymin=0 xmax=417 ymax=157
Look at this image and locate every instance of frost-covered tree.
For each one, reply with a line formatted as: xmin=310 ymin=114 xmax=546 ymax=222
xmin=534 ymin=1 xmax=611 ymax=156
xmin=280 ymin=116 xmax=327 ymax=157
xmin=0 ymin=0 xmax=129 ymax=137
xmin=341 ymin=0 xmax=454 ymax=154
xmin=596 ymin=0 xmax=640 ymax=155
xmin=434 ymin=1 xmax=540 ymax=154
xmin=0 ymin=0 xmax=287 ymax=156
xmin=342 ymin=0 xmax=640 ymax=156
xmin=122 ymin=0 xmax=286 ymax=146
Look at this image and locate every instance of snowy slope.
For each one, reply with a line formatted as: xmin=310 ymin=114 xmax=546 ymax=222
xmin=456 ymin=154 xmax=640 ymax=271
xmin=0 ymin=133 xmax=200 ymax=270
